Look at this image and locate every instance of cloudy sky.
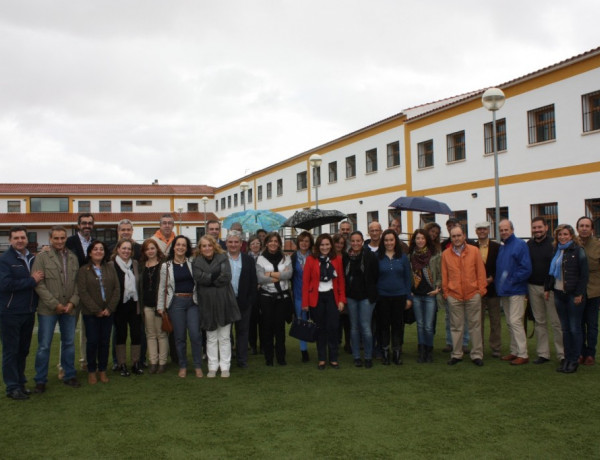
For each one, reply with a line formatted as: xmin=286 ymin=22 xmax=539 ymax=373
xmin=1 ymin=1 xmax=598 ymax=187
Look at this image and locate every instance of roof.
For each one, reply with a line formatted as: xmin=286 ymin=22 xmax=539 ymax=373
xmin=0 ymin=183 xmax=215 ymax=196
xmin=0 ymin=212 xmax=218 ymax=226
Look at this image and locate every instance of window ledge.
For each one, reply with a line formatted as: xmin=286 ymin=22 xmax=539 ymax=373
xmin=446 ymin=158 xmax=466 ymax=165
xmin=296 ymin=188 xmax=307 ymax=192
xmin=527 ymin=139 xmax=556 ymax=148
xmin=483 ymin=149 xmax=507 ymax=157
xmin=417 ymin=165 xmax=434 ymax=171
xmin=582 ymin=129 xmax=600 ymax=136
xmin=365 ymin=170 xmax=378 ymax=176
xmin=345 ymin=176 xmax=356 ymax=180
xmin=386 ymin=164 xmax=400 ymax=170
xmin=328 ymin=180 xmax=337 ymax=185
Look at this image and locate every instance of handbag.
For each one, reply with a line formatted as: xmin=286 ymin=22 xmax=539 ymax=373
xmin=289 ymin=316 xmax=318 ymax=342
xmin=160 ymin=262 xmax=174 ymax=333
xmin=403 ymin=306 xmax=416 ymax=325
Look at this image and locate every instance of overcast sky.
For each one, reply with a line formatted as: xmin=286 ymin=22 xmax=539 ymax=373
xmin=1 ymin=1 xmax=598 ymax=187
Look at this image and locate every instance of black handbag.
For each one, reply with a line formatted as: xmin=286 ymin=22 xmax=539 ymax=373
xmin=403 ymin=306 xmax=416 ymax=325
xmin=289 ymin=317 xmax=318 ymax=342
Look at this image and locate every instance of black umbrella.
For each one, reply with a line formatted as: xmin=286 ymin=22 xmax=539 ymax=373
xmin=389 ymin=196 xmax=452 ymax=215
xmin=281 ymin=209 xmax=347 ymax=230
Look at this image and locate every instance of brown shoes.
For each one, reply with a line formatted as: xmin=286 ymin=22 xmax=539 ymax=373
xmin=98 ymin=371 xmax=109 ymax=383
xmin=510 ymin=357 xmax=529 ymax=365
xmin=88 ymin=372 xmax=97 ymax=385
xmin=501 ymin=354 xmax=517 ymax=361
xmin=583 ymin=356 xmax=595 ymax=366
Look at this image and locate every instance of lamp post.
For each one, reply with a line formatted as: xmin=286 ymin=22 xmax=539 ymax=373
xmin=482 ymin=88 xmax=505 ymax=243
xmin=240 ymin=181 xmax=249 ymax=211
xmin=309 ymin=153 xmax=322 ymax=210
xmin=201 ymin=196 xmax=209 ymax=236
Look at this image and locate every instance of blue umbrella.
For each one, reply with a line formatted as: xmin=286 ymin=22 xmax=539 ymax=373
xmin=389 ymin=196 xmax=452 ymax=214
xmin=222 ymin=209 xmax=286 ymax=233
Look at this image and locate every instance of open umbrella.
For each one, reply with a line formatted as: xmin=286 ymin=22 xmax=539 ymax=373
xmin=389 ymin=196 xmax=452 ymax=215
xmin=281 ymin=209 xmax=347 ymax=230
xmin=222 ymin=209 xmax=286 ymax=233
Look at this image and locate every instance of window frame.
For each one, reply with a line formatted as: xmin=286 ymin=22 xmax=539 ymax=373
xmin=386 ymin=141 xmax=400 ymax=168
xmin=328 ymin=161 xmax=337 ymax=183
xmin=582 ymin=90 xmax=600 ymax=133
xmin=276 ymin=179 xmax=283 ymax=196
xmin=483 ymin=118 xmax=507 ymax=154
xmin=527 ymin=104 xmax=556 ymax=144
xmin=99 ymin=200 xmax=111 ymax=213
xmin=530 ymin=202 xmax=558 ymax=236
xmin=7 ymin=200 xmax=21 ymax=213
xmin=345 ymin=155 xmax=356 ymax=179
xmin=266 ymin=182 xmax=272 ymax=199
xmin=447 ymin=130 xmax=466 ymax=163
xmin=30 ymin=197 xmax=69 ymax=213
xmin=365 ymin=148 xmax=378 ymax=173
xmin=417 ymin=140 xmax=434 ymax=169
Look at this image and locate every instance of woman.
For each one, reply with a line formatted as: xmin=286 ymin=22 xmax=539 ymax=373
xmin=409 ymin=229 xmax=441 ymax=363
xmin=344 ymin=231 xmax=378 ymax=368
xmin=302 ymin=234 xmax=346 ymax=370
xmin=291 ymin=231 xmax=314 ymax=363
xmin=424 ymin=222 xmax=442 ymax=255
xmin=246 ymin=234 xmax=262 ymax=355
xmin=377 ymin=229 xmax=412 ymax=365
xmin=139 ymin=239 xmax=168 ymax=374
xmin=77 ymin=241 xmax=120 ymax=384
xmin=109 ymin=239 xmax=142 ymax=376
xmin=547 ymin=224 xmax=589 ymax=373
xmin=193 ymin=235 xmax=241 ymax=378
xmin=247 ymin=235 xmax=263 ymax=260
xmin=157 ymin=235 xmax=203 ymax=378
xmin=256 ymin=232 xmax=293 ymax=366
xmin=333 ymin=233 xmax=351 ymax=354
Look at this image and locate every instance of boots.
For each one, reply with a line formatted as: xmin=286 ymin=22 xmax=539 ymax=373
xmin=417 ymin=345 xmax=425 ymax=363
xmin=116 ymin=345 xmax=130 ymax=377
xmin=393 ymin=350 xmax=403 ymax=365
xmin=382 ymin=348 xmax=390 ymax=365
xmin=426 ymin=346 xmax=434 ymax=363
xmin=131 ymin=345 xmax=144 ymax=375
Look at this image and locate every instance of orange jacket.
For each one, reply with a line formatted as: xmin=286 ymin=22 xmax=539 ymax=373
xmin=302 ymin=255 xmax=346 ymax=308
xmin=441 ymin=244 xmax=487 ymax=301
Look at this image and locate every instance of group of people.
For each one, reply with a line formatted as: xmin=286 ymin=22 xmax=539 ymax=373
xmin=0 ymin=211 xmax=598 ymax=401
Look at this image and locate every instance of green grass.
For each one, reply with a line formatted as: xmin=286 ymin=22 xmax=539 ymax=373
xmin=3 ymin=311 xmax=599 ymax=459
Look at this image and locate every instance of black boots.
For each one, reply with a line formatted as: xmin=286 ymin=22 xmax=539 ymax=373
xmin=382 ymin=349 xmax=390 ymax=365
xmin=417 ymin=345 xmax=426 ymax=363
xmin=393 ymin=350 xmax=403 ymax=365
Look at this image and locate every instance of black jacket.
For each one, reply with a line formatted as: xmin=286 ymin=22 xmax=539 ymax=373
xmin=546 ymin=244 xmax=589 ymax=296
xmin=66 ymin=234 xmax=88 ymax=267
xmin=234 ymin=253 xmax=258 ymax=311
xmin=527 ymin=235 xmax=554 ymax=286
xmin=343 ymin=248 xmax=379 ymax=303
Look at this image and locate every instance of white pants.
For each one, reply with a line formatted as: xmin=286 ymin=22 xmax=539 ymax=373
xmin=502 ymin=295 xmax=528 ymax=358
xmin=206 ymin=324 xmax=232 ymax=372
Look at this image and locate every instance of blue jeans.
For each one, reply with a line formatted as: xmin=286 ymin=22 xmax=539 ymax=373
xmin=581 ymin=296 xmax=599 ymax=358
xmin=35 ymin=314 xmax=77 ymax=383
xmin=413 ymin=295 xmax=436 ymax=347
xmin=0 ymin=313 xmax=35 ymax=394
xmin=554 ymin=291 xmax=585 ymax=362
xmin=169 ymin=296 xmax=202 ymax=369
xmin=445 ymin=300 xmax=469 ymax=346
xmin=294 ymin=297 xmax=309 ymax=352
xmin=346 ymin=298 xmax=374 ymax=359
xmin=83 ymin=314 xmax=114 ymax=372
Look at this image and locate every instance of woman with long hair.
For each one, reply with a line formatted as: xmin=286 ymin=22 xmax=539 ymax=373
xmin=302 ymin=233 xmax=346 ymax=370
xmin=157 ymin=235 xmax=203 ymax=378
xmin=409 ymin=229 xmax=441 ymax=363
xmin=291 ymin=231 xmax=314 ymax=363
xmin=139 ymin=239 xmax=167 ymax=374
xmin=193 ymin=235 xmax=241 ymax=378
xmin=376 ymin=229 xmax=412 ymax=365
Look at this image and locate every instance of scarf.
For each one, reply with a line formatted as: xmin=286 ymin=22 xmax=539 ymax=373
xmin=549 ymin=241 xmax=573 ymax=281
xmin=319 ymin=255 xmax=337 ymax=282
xmin=115 ymin=256 xmax=138 ymax=303
xmin=411 ymin=247 xmax=432 ymax=289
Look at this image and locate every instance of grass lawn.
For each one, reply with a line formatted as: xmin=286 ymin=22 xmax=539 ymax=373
xmin=3 ymin=310 xmax=599 ymax=459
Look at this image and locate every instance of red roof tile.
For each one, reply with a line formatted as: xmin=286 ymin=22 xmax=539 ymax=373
xmin=0 ymin=184 xmax=215 ymax=196
xmin=0 ymin=212 xmax=217 ymax=226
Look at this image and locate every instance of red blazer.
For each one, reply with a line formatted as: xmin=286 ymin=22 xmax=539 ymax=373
xmin=302 ymin=255 xmax=346 ymax=308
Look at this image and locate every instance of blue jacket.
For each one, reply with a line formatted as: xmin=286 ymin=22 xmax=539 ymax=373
xmin=0 ymin=247 xmax=38 ymax=315
xmin=377 ymin=253 xmax=412 ymax=297
xmin=495 ymin=234 xmax=532 ymax=296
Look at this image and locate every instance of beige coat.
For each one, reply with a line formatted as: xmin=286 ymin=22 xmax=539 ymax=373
xmin=32 ymin=248 xmax=80 ymax=316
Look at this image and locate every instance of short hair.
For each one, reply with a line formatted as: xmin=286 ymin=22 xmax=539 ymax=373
xmin=229 ymin=222 xmax=243 ymax=231
xmin=339 ymin=221 xmax=352 ymax=229
xmin=118 ymin=219 xmax=133 ymax=231
xmin=77 ymin=213 xmax=94 ymax=225
xmin=312 ymin=233 xmax=337 ymax=259
xmin=160 ymin=214 xmax=174 ymax=222
xmin=48 ymin=225 xmax=67 ymax=237
xmin=576 ymin=216 xmax=594 ymax=230
xmin=256 ymin=229 xmax=267 ymax=235
xmin=368 ymin=221 xmax=382 ymax=230
xmin=450 ymin=225 xmax=464 ymax=236
xmin=499 ymin=219 xmax=514 ymax=230
xmin=207 ymin=220 xmax=221 ymax=229
xmin=140 ymin=238 xmax=165 ymax=264
xmin=169 ymin=235 xmax=193 ymax=260
xmin=295 ymin=231 xmax=314 ymax=248
xmin=196 ymin=234 xmax=225 ymax=257
xmin=446 ymin=217 xmax=459 ymax=225
xmin=9 ymin=226 xmax=28 ymax=238
xmin=226 ymin=230 xmax=242 ymax=242
xmin=86 ymin=240 xmax=107 ymax=259
xmin=349 ymin=230 xmax=364 ymax=241
xmin=531 ymin=216 xmax=547 ymax=226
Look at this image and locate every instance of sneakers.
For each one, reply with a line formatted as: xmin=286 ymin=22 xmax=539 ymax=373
xmin=207 ymin=370 xmax=217 ymax=378
xmin=221 ymin=370 xmax=230 ymax=378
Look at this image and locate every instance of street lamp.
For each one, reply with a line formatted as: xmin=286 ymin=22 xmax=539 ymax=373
xmin=240 ymin=181 xmax=249 ymax=211
xmin=482 ymin=87 xmax=505 ymax=242
xmin=201 ymin=196 xmax=209 ymax=236
xmin=309 ymin=153 xmax=322 ymax=210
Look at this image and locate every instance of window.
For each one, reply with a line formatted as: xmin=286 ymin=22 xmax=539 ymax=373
xmin=484 ymin=118 xmax=507 ymax=154
xmin=419 ymin=213 xmax=435 ymax=228
xmin=346 ymin=213 xmax=357 ymax=230
xmin=297 ymin=172 xmax=307 ymax=191
xmin=78 ymin=201 xmax=91 ymax=213
xmin=267 ymin=182 xmax=272 ymax=199
xmin=30 ymin=197 xmax=69 ymax=213
xmin=582 ymin=90 xmax=600 ymax=133
xmin=136 ymin=200 xmax=152 ymax=206
xmin=143 ymin=228 xmax=158 ymax=239
xmin=346 ymin=155 xmax=356 ymax=178
xmin=366 ymin=148 xmax=378 ymax=173
xmin=585 ymin=198 xmax=600 ymax=237
xmin=329 ymin=223 xmax=337 ymax=234
xmin=486 ymin=206 xmax=509 ymax=239
xmin=451 ymin=210 xmax=469 ymax=239
xmin=447 ymin=131 xmax=466 ymax=162
xmin=313 ymin=166 xmax=321 ymax=187
xmin=240 ymin=191 xmax=245 ymax=207
xmin=276 ymin=179 xmax=283 ymax=196
xmin=257 ymin=185 xmax=263 ymax=201
xmin=120 ymin=201 xmax=132 ymax=212
xmin=388 ymin=209 xmax=401 ymax=232
xmin=247 ymin=188 xmax=253 ymax=204
xmin=7 ymin=200 xmax=21 ymax=212
xmin=367 ymin=211 xmax=379 ymax=224
xmin=387 ymin=141 xmax=400 ymax=168
xmin=528 ymin=104 xmax=556 ymax=144
xmin=188 ymin=202 xmax=199 ymax=212
xmin=99 ymin=200 xmax=111 ymax=212
xmin=227 ymin=196 xmax=231 ymax=208
xmin=220 ymin=197 xmax=226 ymax=209
xmin=531 ymin=202 xmax=558 ymax=235
xmin=418 ymin=140 xmax=434 ymax=168
xmin=328 ymin=161 xmax=337 ymax=183
xmin=234 ymin=194 xmax=238 ymax=207
xmin=215 ymin=200 xmax=218 ymax=212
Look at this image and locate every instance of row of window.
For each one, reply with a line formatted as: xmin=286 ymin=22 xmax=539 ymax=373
xmin=417 ymin=90 xmax=600 ymax=169
xmin=5 ymin=199 xmax=202 ymax=213
xmin=217 ymin=189 xmax=252 ymax=212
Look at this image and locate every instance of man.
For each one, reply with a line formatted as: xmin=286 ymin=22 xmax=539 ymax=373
xmin=229 ymin=222 xmax=248 ymax=253
xmin=109 ymin=219 xmax=142 ymax=260
xmin=226 ymin=231 xmax=257 ymax=369
xmin=442 ymin=225 xmax=487 ymax=366
xmin=388 ymin=217 xmax=409 ymax=254
xmin=151 ymin=214 xmax=176 ymax=255
xmin=66 ymin=213 xmax=94 ymax=267
xmin=440 ymin=218 xmax=460 ymax=250
xmin=0 ymin=227 xmax=43 ymax=400
xmin=496 ymin=219 xmax=532 ymax=365
xmin=32 ymin=226 xmax=81 ymax=392
xmin=576 ymin=216 xmax=600 ymax=365
xmin=473 ymin=221 xmax=502 ymax=358
xmin=339 ymin=221 xmax=352 ymax=239
xmin=364 ymin=221 xmax=382 ymax=252
xmin=527 ymin=217 xmax=564 ymax=364
xmin=207 ymin=219 xmax=226 ymax=250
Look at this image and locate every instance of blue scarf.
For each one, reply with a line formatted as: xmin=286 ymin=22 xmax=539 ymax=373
xmin=549 ymin=241 xmax=573 ymax=280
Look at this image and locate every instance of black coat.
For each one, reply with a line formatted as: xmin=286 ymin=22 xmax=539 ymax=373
xmin=235 ymin=253 xmax=258 ymax=311
xmin=343 ymin=248 xmax=379 ymax=304
xmin=546 ymin=244 xmax=589 ymax=296
xmin=66 ymin=234 xmax=87 ymax=267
